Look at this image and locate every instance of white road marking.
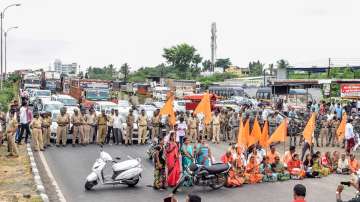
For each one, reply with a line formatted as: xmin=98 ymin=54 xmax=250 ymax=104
xmin=39 ymin=151 xmax=67 ymax=202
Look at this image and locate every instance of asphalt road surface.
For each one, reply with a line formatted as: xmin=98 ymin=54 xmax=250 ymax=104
xmin=41 ymin=143 xmax=355 ymax=202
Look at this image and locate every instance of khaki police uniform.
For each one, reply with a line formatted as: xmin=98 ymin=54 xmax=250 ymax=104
xmin=188 ymin=117 xmax=198 ymax=142
xmin=31 ymin=117 xmax=44 ymax=151
xmin=56 ymin=114 xmax=69 ymax=146
xmin=138 ymin=114 xmax=148 ymax=144
xmin=71 ymin=113 xmax=84 ymax=145
xmin=212 ymin=114 xmax=221 ymax=143
xmin=6 ymin=116 xmax=18 ymax=156
xmin=42 ymin=116 xmax=51 ymax=147
xmin=151 ymin=114 xmax=160 ymax=140
xmin=97 ymin=115 xmax=107 ymax=144
xmin=126 ymin=114 xmax=134 ymax=145
xmin=319 ymin=119 xmax=328 ymax=147
xmin=330 ymin=119 xmax=339 ymax=146
xmin=87 ymin=113 xmax=97 ymax=143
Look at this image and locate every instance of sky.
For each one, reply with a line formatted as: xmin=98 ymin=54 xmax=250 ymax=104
xmin=2 ymin=0 xmax=360 ymax=72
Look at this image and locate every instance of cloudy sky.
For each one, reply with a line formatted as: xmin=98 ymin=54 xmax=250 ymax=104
xmin=2 ymin=0 xmax=360 ymax=72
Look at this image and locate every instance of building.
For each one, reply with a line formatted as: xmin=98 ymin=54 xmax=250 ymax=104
xmin=225 ymin=66 xmax=250 ymax=77
xmin=54 ymin=59 xmax=77 ymax=75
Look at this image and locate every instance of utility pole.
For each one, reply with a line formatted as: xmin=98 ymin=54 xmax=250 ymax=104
xmin=210 ymin=22 xmax=217 ymax=72
xmin=327 ymin=58 xmax=331 ymax=78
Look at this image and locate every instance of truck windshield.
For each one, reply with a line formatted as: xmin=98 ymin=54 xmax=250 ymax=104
xmin=86 ymin=90 xmax=109 ymax=101
xmin=58 ymin=98 xmax=77 ymax=106
xmin=25 ymin=79 xmax=40 ymax=84
xmin=35 ymin=91 xmax=51 ymax=96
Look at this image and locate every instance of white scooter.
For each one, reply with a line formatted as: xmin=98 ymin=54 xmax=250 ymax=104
xmin=85 ymin=148 xmax=143 ymax=190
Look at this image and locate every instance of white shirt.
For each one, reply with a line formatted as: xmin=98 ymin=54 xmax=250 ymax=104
xmin=19 ymin=106 xmax=28 ymax=124
xmin=345 ymin=123 xmax=354 ymax=140
xmin=113 ymin=115 xmax=122 ymax=129
xmin=177 ymin=122 xmax=187 ymax=137
xmin=338 ymin=159 xmax=349 ymax=170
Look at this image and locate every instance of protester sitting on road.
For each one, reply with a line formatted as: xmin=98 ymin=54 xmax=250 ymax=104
xmin=336 ymin=177 xmax=360 ymax=202
xmin=349 ymin=154 xmax=359 ymax=174
xmin=337 ymin=154 xmax=350 ymax=175
xmin=293 ymin=184 xmax=307 ymax=202
xmin=271 ymin=155 xmax=290 ymax=181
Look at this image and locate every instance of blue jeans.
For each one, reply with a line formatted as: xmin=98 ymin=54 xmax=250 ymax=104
xmin=179 ymin=136 xmax=184 ymax=148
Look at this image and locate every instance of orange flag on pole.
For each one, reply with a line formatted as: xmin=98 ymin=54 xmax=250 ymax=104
xmin=248 ymin=117 xmax=261 ymax=147
xmin=237 ymin=117 xmax=247 ymax=148
xmin=302 ymin=112 xmax=316 ymax=144
xmin=337 ymin=112 xmax=347 ymax=141
xmin=194 ymin=93 xmax=212 ymax=125
xmin=267 ymin=118 xmax=287 ymax=145
xmin=259 ymin=120 xmax=269 ymax=148
xmin=159 ymin=94 xmax=176 ymax=126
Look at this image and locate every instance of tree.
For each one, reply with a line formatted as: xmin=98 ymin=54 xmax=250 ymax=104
xmin=202 ymin=59 xmax=212 ymax=71
xmin=215 ymin=58 xmax=232 ymax=69
xmin=248 ymin=60 xmax=264 ymax=76
xmin=120 ymin=63 xmax=130 ymax=82
xmin=276 ymin=59 xmax=290 ymax=69
xmin=162 ymin=43 xmax=202 ymax=78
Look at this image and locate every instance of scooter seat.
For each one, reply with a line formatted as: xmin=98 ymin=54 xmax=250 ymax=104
xmin=203 ymin=163 xmax=229 ymax=174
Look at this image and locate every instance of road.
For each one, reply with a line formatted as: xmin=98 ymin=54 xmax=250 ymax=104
xmin=40 ymin=143 xmax=355 ymax=202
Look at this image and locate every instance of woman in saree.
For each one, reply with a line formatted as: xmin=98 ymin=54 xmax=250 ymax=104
xmin=313 ymin=152 xmax=330 ymax=176
xmin=245 ymin=155 xmax=263 ymax=184
xmin=287 ymin=153 xmax=305 ymax=180
xmin=321 ymin=151 xmax=334 ymax=172
xmin=196 ymin=139 xmax=212 ymax=166
xmin=271 ymin=156 xmax=290 ymax=181
xmin=166 ymin=132 xmax=181 ymax=187
xmin=181 ymin=137 xmax=194 ymax=170
xmin=260 ymin=156 xmax=277 ymax=182
xmin=222 ymin=150 xmax=245 ymax=187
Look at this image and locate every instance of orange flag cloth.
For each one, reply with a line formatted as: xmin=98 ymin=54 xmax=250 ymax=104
xmin=259 ymin=120 xmax=269 ymax=148
xmin=248 ymin=116 xmax=261 ymax=147
xmin=302 ymin=113 xmax=316 ymax=144
xmin=237 ymin=117 xmax=246 ymax=148
xmin=267 ymin=118 xmax=287 ymax=145
xmin=159 ymin=94 xmax=176 ymax=126
xmin=337 ymin=112 xmax=347 ymax=141
xmin=194 ymin=93 xmax=212 ymax=125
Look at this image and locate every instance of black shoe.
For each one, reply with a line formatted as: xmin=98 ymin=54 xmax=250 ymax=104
xmin=72 ymin=144 xmax=75 ymax=147
xmin=62 ymin=145 xmax=66 ymax=147
xmin=56 ymin=144 xmax=60 ymax=147
xmin=40 ymin=149 xmax=45 ymax=151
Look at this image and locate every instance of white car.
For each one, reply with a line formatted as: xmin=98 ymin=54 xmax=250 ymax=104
xmin=29 ymin=89 xmax=51 ymax=106
xmin=93 ymin=101 xmax=118 ymax=115
xmin=173 ymin=100 xmax=187 ymax=112
xmin=118 ymin=100 xmax=132 ymax=117
xmin=137 ymin=104 xmax=157 ymax=118
xmin=51 ymin=94 xmax=79 ymax=114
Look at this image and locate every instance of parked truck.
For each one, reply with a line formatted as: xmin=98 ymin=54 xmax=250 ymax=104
xmin=23 ymin=73 xmax=41 ymax=90
xmin=41 ymin=71 xmax=61 ymax=93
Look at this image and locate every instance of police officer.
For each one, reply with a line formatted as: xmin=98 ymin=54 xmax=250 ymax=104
xmin=6 ymin=110 xmax=18 ymax=157
xmin=42 ymin=112 xmax=51 ymax=148
xmin=71 ymin=109 xmax=83 ymax=146
xmin=329 ymin=116 xmax=339 ymax=147
xmin=105 ymin=109 xmax=115 ymax=144
xmin=97 ymin=109 xmax=107 ymax=145
xmin=314 ymin=114 xmax=322 ymax=147
xmin=138 ymin=109 xmax=148 ymax=145
xmin=319 ymin=115 xmax=328 ymax=147
xmin=188 ymin=113 xmax=198 ymax=142
xmin=125 ymin=109 xmax=134 ymax=145
xmin=212 ymin=111 xmax=221 ymax=144
xmin=81 ymin=109 xmax=89 ymax=145
xmin=229 ymin=111 xmax=239 ymax=143
xmin=30 ymin=112 xmax=44 ymax=151
xmin=288 ymin=114 xmax=298 ymax=147
xmin=56 ymin=107 xmax=69 ymax=147
xmin=151 ymin=109 xmax=160 ymax=140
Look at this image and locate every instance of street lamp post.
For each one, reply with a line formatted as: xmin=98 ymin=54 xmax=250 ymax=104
xmin=0 ymin=3 xmax=21 ymax=90
xmin=4 ymin=26 xmax=18 ymax=79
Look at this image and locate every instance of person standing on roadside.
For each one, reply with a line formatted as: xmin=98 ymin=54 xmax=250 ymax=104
xmin=56 ymin=107 xmax=69 ymax=147
xmin=97 ymin=109 xmax=107 ymax=145
xmin=138 ymin=109 xmax=148 ymax=145
xmin=345 ymin=119 xmax=355 ymax=155
xmin=105 ymin=109 xmax=115 ymax=144
xmin=30 ymin=112 xmax=44 ymax=151
xmin=42 ymin=112 xmax=51 ymax=148
xmin=87 ymin=108 xmax=97 ymax=144
xmin=71 ymin=109 xmax=83 ymax=147
xmin=125 ymin=109 xmax=134 ymax=145
xmin=212 ymin=111 xmax=221 ymax=144
xmin=188 ymin=113 xmax=198 ymax=143
xmin=113 ymin=109 xmax=122 ymax=145
xmin=6 ymin=110 xmax=18 ymax=157
xmin=82 ymin=109 xmax=90 ymax=145
xmin=17 ymin=102 xmax=32 ymax=144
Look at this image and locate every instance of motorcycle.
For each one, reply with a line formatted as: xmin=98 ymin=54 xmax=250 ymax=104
xmin=172 ymin=162 xmax=231 ymax=193
xmin=85 ymin=148 xmax=143 ymax=190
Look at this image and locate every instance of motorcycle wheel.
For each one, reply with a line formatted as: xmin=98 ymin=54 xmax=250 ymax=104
xmin=85 ymin=181 xmax=97 ymax=190
xmin=126 ymin=177 xmax=140 ymax=187
xmin=210 ymin=173 xmax=227 ymax=190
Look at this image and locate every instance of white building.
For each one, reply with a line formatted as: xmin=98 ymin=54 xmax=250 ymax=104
xmin=54 ymin=59 xmax=77 ymax=75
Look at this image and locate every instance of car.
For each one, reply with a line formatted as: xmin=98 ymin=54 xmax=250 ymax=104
xmin=29 ymin=89 xmax=51 ymax=106
xmin=51 ymin=94 xmax=79 ymax=113
xmin=37 ymin=100 xmax=64 ymax=114
xmin=173 ymin=100 xmax=187 ymax=112
xmin=117 ymin=100 xmax=132 ymax=116
xmin=93 ymin=101 xmax=118 ymax=115
xmin=137 ymin=104 xmax=157 ymax=118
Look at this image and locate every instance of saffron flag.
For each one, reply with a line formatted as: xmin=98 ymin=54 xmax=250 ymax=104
xmin=159 ymin=94 xmax=176 ymax=126
xmin=267 ymin=118 xmax=287 ymax=145
xmin=248 ymin=117 xmax=261 ymax=147
xmin=302 ymin=113 xmax=316 ymax=144
xmin=259 ymin=120 xmax=269 ymax=148
xmin=194 ymin=93 xmax=212 ymax=124
xmin=237 ymin=117 xmax=246 ymax=147
xmin=337 ymin=112 xmax=347 ymax=141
